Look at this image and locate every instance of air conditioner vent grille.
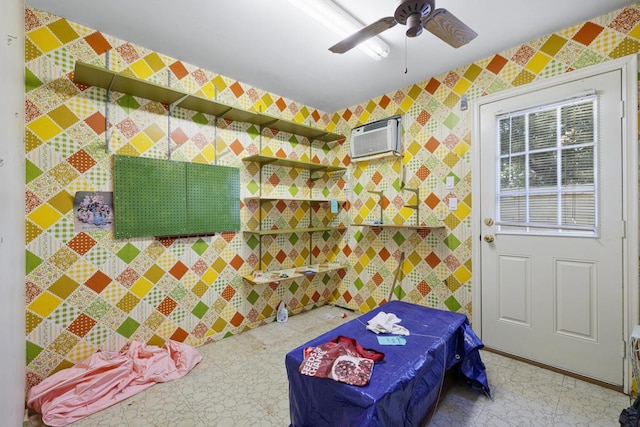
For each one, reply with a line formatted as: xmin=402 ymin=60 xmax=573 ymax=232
xmin=363 ymin=120 xmax=391 ymax=132
xmin=350 ymin=116 xmax=402 ymax=160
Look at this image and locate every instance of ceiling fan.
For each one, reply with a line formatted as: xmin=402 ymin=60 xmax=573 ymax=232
xmin=329 ymin=0 xmax=477 ymax=54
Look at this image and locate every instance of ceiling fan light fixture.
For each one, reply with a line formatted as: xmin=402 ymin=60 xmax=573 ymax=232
xmin=288 ymin=0 xmax=390 ymax=60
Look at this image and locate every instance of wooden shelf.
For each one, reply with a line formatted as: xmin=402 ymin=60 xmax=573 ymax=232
xmin=351 ymin=223 xmax=445 ymax=230
xmin=243 ymin=226 xmax=346 ymax=236
xmin=243 ymin=263 xmax=344 ymax=285
xmin=242 ymin=154 xmax=345 ymax=173
xmin=73 ymin=62 xmax=345 ymax=143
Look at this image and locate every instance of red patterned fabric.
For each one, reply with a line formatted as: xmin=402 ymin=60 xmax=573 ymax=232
xmin=299 ymin=335 xmax=384 ymax=387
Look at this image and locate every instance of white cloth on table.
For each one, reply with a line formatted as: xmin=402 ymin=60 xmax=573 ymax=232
xmin=365 ymin=312 xmax=410 ymax=336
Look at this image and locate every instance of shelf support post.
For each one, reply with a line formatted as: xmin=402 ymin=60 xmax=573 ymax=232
xmin=309 ymin=230 xmax=313 ymax=267
xmin=214 ymin=116 xmax=219 ymax=165
xmin=401 ymin=185 xmax=420 ymax=226
xmin=167 ymin=70 xmax=171 ymax=159
xmin=104 ymin=50 xmax=114 ymax=154
xmin=258 ymin=124 xmax=265 ymax=270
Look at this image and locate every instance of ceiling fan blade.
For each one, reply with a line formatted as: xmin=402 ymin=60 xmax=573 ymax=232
xmin=424 ymin=9 xmax=477 ymax=48
xmin=329 ymin=16 xmax=397 ymax=54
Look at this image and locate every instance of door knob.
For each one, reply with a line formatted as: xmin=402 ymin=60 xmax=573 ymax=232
xmin=484 ymin=234 xmax=495 ymax=243
xmin=484 ymin=217 xmax=494 ymax=226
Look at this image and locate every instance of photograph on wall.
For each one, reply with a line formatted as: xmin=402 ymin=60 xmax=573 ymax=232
xmin=74 ymin=191 xmax=114 ymax=232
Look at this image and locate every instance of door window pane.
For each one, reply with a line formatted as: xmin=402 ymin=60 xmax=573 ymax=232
xmin=529 ymin=151 xmax=557 ymax=188
xmin=561 ymin=192 xmax=595 ymax=227
xmin=500 ymin=115 xmax=525 ymax=154
xmin=561 ymin=102 xmax=594 ymax=146
xmin=529 ymin=193 xmax=558 ymax=223
xmin=500 ymin=195 xmax=526 ymax=222
xmin=529 ymin=109 xmax=557 ymax=150
xmin=562 ymin=146 xmax=594 ymax=186
xmin=500 ymin=156 xmax=525 ymax=191
xmin=496 ymin=94 xmax=597 ymax=234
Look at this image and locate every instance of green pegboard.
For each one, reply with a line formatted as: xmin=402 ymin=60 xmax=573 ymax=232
xmin=114 ymin=155 xmax=240 ymax=238
xmin=114 ymin=155 xmax=187 ymax=238
xmin=186 ymin=163 xmax=240 ymax=234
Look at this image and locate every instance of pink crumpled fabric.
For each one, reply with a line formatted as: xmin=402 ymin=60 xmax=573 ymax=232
xmin=27 ymin=340 xmax=202 ymax=426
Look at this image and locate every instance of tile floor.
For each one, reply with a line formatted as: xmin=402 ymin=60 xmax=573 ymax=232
xmin=26 ymin=304 xmax=630 ymax=426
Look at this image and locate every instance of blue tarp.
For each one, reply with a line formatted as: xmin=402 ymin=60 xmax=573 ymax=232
xmin=286 ymin=301 xmax=490 ymax=427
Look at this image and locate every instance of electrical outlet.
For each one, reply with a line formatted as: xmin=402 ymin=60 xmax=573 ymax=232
xmin=448 ymin=197 xmax=458 ymax=210
xmin=445 ymin=176 xmax=455 ymax=189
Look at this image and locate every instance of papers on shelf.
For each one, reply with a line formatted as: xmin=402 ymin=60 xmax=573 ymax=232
xmin=244 ymin=263 xmax=343 ymax=285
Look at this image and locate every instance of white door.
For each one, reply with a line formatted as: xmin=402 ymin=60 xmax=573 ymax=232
xmin=478 ymin=69 xmax=624 ymax=385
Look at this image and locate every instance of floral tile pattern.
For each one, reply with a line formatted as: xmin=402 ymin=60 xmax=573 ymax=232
xmin=24 ymin=5 xmax=342 ymax=389
xmin=24 ymin=3 xmax=640 ymax=395
xmin=332 ymin=4 xmax=640 ymax=320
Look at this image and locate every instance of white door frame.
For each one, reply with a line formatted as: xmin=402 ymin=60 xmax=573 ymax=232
xmin=471 ymin=54 xmax=638 ymax=393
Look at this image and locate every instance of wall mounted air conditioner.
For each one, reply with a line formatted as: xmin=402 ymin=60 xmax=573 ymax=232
xmin=350 ymin=115 xmax=402 ymax=161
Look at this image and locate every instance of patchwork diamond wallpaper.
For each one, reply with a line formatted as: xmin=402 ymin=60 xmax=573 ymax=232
xmin=24 ymin=3 xmax=640 ymax=391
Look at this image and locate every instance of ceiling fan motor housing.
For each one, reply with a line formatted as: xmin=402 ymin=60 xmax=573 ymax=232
xmin=394 ymin=0 xmax=435 ymax=37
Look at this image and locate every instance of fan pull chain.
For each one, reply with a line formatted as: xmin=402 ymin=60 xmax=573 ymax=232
xmin=404 ymin=36 xmax=408 ymax=74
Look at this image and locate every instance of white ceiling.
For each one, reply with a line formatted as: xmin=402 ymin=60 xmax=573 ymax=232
xmin=26 ymin=0 xmax=636 ymax=112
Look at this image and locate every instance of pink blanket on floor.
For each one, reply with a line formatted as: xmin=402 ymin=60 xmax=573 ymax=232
xmin=27 ymin=340 xmax=202 ymax=426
